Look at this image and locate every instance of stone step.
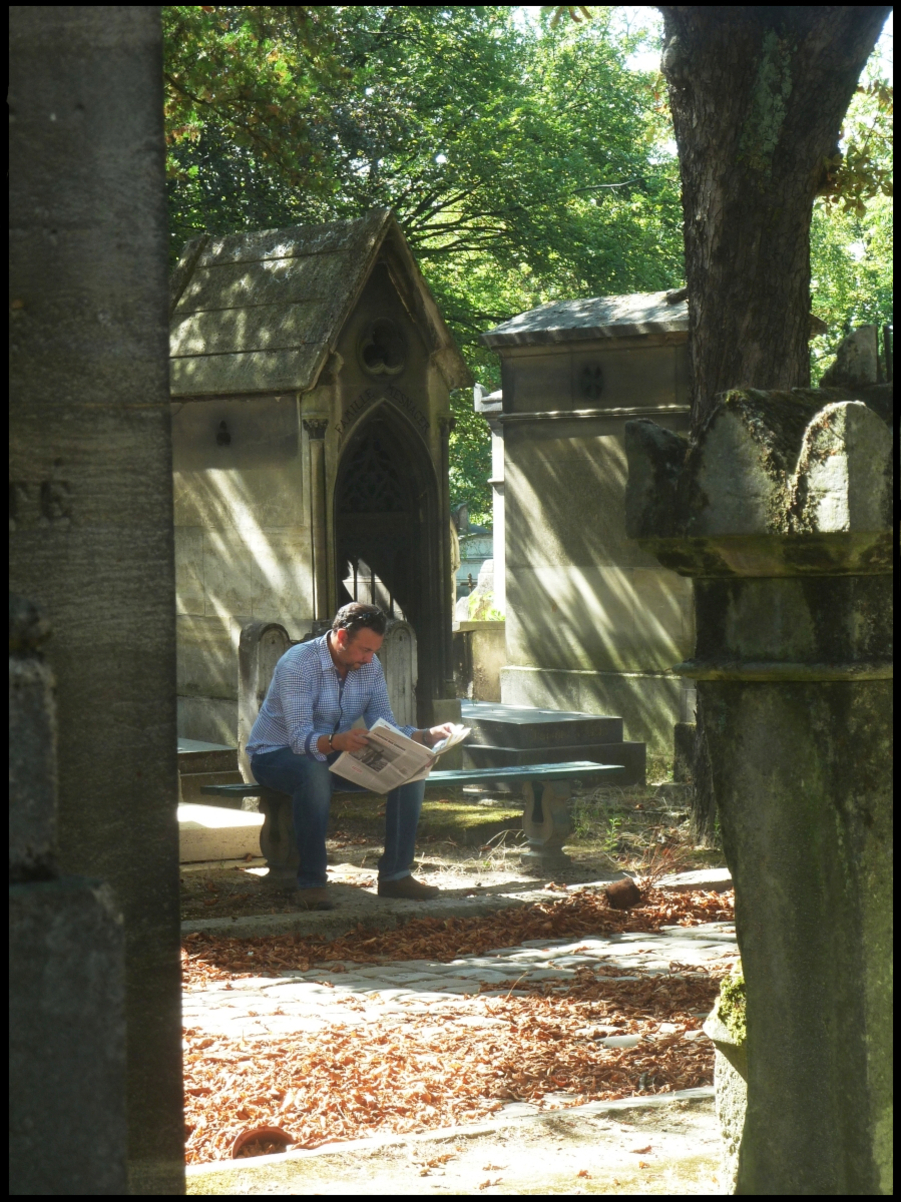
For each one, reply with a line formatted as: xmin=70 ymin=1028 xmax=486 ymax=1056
xmin=461 ymin=701 xmax=623 ymax=749
xmin=178 ymin=804 xmax=263 ymax=863
xmin=464 ymin=741 xmax=645 ymax=786
xmin=177 ymin=738 xmax=238 ymax=775
xmin=179 ymin=770 xmax=246 ymax=806
xmin=177 ymin=739 xmax=243 ymax=805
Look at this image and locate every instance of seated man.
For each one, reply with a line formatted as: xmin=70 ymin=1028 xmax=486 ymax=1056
xmin=246 ymin=602 xmax=454 ymax=910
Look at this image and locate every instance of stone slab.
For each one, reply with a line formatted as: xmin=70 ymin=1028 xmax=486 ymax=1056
xmin=464 ymin=739 xmax=646 ymax=785
xmin=180 ymin=770 xmax=245 ymax=806
xmin=178 ymin=803 xmax=263 ymax=863
xmin=461 ymin=700 xmax=624 ymax=748
xmin=500 ymin=664 xmax=681 ymax=760
xmin=177 ymin=739 xmax=238 ymax=775
xmin=658 ymin=868 xmax=733 ymax=893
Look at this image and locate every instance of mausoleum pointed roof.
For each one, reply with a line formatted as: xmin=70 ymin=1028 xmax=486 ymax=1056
xmin=169 ymin=209 xmax=469 ymax=397
xmin=481 ymin=291 xmax=688 ymax=349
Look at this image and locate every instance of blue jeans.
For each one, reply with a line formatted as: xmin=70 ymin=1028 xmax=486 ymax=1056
xmin=249 ymin=747 xmax=427 ymax=890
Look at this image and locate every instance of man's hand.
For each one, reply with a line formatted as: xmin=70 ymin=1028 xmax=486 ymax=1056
xmin=333 ymin=729 xmax=370 ymax=753
xmin=415 ymin=723 xmax=457 ymax=748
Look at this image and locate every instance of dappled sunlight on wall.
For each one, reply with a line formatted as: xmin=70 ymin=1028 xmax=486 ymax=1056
xmin=172 ymin=417 xmax=315 ymax=744
xmin=500 ymin=416 xmax=692 ymax=751
xmin=506 ymin=564 xmax=692 ymax=672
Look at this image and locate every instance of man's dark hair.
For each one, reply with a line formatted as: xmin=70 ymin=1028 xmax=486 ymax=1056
xmin=331 ymin=602 xmax=387 ymax=639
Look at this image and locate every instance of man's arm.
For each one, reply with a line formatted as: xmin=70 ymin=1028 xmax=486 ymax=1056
xmin=277 ymin=653 xmax=333 ymax=761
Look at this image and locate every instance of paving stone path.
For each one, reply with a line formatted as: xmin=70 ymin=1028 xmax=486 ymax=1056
xmin=183 ymin=922 xmax=738 ymax=1045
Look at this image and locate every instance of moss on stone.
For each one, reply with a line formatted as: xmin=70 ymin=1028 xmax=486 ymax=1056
xmin=716 ymin=964 xmax=747 ymax=1046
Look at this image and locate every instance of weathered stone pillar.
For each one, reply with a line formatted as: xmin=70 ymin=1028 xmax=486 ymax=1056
xmin=626 ymin=388 xmax=892 ymax=1195
xmin=304 ymin=418 xmax=330 ymax=620
xmin=10 ymin=598 xmax=127 ymax=1194
xmin=9 ymin=9 xmax=184 ymax=1193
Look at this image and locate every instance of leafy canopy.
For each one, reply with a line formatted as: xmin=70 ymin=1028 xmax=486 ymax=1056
xmin=163 ymin=5 xmax=684 ymax=523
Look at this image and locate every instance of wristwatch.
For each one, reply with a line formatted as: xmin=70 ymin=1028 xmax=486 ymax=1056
xmin=328 ymin=733 xmax=335 ymax=752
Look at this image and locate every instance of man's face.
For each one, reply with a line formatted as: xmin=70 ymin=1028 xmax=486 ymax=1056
xmin=334 ymin=626 xmax=383 ymax=670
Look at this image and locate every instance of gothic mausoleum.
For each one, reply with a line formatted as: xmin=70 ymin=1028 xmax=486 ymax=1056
xmin=480 ymin=292 xmax=694 ymax=755
xmin=169 ymin=209 xmax=470 ymax=741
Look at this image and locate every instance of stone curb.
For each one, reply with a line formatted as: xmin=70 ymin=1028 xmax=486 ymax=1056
xmin=185 ymin=1087 xmax=715 ymax=1181
xmin=181 ymin=890 xmax=533 ymax=940
xmin=181 ymin=868 xmax=729 ymax=939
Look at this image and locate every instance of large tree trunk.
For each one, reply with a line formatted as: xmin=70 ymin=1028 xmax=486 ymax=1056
xmin=659 ymin=6 xmax=891 ymax=423
xmin=658 ymin=6 xmax=890 ymax=844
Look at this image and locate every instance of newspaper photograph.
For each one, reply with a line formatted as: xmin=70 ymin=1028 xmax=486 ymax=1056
xmin=329 ymin=717 xmax=470 ymax=792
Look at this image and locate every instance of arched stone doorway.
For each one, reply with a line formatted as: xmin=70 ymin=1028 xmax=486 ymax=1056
xmin=334 ymin=405 xmax=444 ymax=723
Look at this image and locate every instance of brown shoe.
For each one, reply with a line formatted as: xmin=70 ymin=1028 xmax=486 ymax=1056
xmin=293 ymin=887 xmax=335 ymax=911
xmin=377 ymin=876 xmax=440 ymax=901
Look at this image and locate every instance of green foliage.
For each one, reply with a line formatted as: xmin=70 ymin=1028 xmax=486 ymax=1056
xmin=818 ymin=78 xmax=893 ymax=217
xmin=163 ymin=6 xmax=685 ymax=517
xmin=810 ymin=68 xmax=894 ymax=381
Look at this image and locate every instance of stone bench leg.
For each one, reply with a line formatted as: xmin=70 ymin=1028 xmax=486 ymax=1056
xmin=256 ymin=788 xmax=298 ymax=887
xmin=521 ymin=779 xmax=573 ymax=872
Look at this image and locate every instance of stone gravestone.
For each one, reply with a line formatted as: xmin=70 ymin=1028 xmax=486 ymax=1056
xmin=378 ymin=618 xmax=418 ymax=728
xmin=237 ymin=621 xmax=293 ymax=783
xmin=626 ymin=386 xmax=892 ymax=1195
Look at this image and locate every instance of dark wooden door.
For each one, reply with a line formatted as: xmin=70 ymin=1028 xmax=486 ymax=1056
xmin=335 ymin=411 xmax=442 ymax=722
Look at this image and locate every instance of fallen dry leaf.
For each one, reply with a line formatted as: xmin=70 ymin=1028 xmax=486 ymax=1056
xmin=631 ymin=1145 xmax=653 ymax=1154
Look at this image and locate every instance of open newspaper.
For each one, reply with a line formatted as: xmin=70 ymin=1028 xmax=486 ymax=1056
xmin=329 ymin=718 xmax=470 ymax=792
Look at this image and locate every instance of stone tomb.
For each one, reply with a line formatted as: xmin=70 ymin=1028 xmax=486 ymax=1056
xmin=461 ymin=700 xmax=645 ymax=786
xmin=170 ymin=210 xmax=470 ymax=742
xmin=479 ymin=292 xmax=695 ymax=756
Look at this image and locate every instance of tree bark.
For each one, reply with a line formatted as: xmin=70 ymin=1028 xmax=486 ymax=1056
xmin=659 ymin=6 xmax=891 ymax=424
xmin=657 ymin=6 xmax=890 ymax=845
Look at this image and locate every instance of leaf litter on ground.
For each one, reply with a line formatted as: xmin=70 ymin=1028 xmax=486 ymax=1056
xmin=182 ymin=889 xmax=733 ymax=1164
xmin=182 ymin=888 xmax=733 ymax=987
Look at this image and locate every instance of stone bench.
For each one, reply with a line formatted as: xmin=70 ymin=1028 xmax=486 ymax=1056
xmin=202 ymin=760 xmax=624 ymax=884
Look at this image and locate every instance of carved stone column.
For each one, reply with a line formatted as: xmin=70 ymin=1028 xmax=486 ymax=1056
xmin=626 ymin=389 xmax=892 ymax=1195
xmin=304 ymin=418 xmax=329 ymax=620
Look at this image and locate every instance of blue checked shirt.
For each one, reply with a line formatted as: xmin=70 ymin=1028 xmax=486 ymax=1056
xmin=245 ymin=634 xmax=416 ymax=761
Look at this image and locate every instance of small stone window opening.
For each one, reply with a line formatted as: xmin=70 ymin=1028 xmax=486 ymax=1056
xmin=579 ymin=363 xmax=604 ymax=401
xmin=359 ymin=318 xmax=406 ymax=376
